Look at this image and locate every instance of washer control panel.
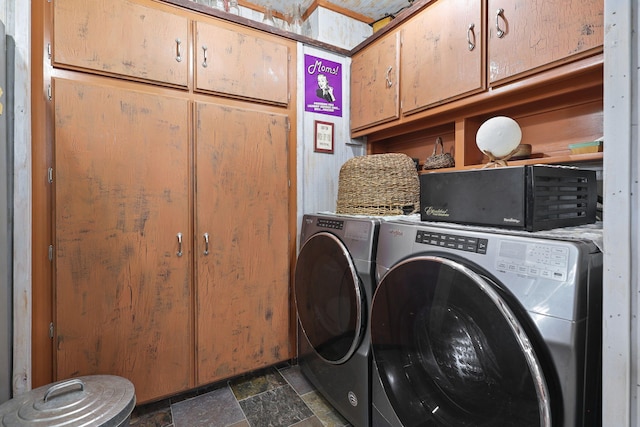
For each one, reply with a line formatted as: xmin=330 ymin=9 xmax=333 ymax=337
xmin=316 ymin=218 xmax=343 ymax=230
xmin=496 ymin=240 xmax=569 ymax=282
xmin=415 ymin=229 xmax=488 ymax=254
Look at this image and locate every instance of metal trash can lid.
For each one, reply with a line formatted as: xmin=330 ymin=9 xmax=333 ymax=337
xmin=0 ymin=375 xmax=136 ymax=427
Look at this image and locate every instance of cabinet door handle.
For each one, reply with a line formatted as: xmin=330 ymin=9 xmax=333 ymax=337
xmin=203 ymin=232 xmax=210 ymax=255
xmin=175 ymin=38 xmax=183 ymax=62
xmin=385 ymin=66 xmax=393 ymax=88
xmin=495 ymin=8 xmax=506 ymax=38
xmin=467 ymin=23 xmax=476 ymax=51
xmin=176 ymin=232 xmax=183 ymax=257
xmin=202 ymin=45 xmax=208 ymax=68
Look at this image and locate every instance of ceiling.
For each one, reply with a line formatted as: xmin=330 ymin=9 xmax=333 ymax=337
xmin=256 ymin=0 xmax=415 ymax=23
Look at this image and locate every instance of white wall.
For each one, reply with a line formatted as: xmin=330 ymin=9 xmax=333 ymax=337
xmin=295 ymin=44 xmax=365 ymax=238
xmin=0 ymin=0 xmax=31 ymax=399
xmin=0 ymin=20 xmax=11 ymax=404
xmin=305 ymin=6 xmax=372 ymax=50
xmin=602 ymin=1 xmax=640 ymax=425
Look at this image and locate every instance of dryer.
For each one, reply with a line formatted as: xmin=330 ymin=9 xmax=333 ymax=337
xmin=294 ymin=213 xmax=380 ymax=427
xmin=370 ymin=220 xmax=602 ymax=427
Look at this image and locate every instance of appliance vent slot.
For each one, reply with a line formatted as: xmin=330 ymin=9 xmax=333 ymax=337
xmin=532 ymin=175 xmax=594 ymax=224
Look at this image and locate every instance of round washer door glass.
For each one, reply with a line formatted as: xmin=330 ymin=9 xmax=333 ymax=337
xmin=294 ymin=232 xmax=364 ymax=364
xmin=371 ymin=256 xmax=551 ymax=427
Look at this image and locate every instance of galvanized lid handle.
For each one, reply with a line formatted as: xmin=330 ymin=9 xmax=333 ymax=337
xmin=43 ymin=379 xmax=85 ymax=402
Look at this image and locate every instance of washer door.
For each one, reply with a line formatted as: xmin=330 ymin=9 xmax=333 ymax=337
xmin=371 ymin=255 xmax=552 ymax=427
xmin=294 ymin=232 xmax=365 ymax=364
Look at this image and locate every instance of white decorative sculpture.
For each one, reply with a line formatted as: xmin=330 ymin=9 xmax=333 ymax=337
xmin=476 ymin=116 xmax=523 ymax=168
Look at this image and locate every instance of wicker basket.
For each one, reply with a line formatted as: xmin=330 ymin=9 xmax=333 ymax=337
xmin=336 ymin=153 xmax=420 ymax=215
xmin=423 ymin=137 xmax=455 ymax=170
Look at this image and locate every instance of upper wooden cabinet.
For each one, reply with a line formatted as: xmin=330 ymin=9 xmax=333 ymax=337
xmin=52 ymin=0 xmax=189 ymax=87
xmin=350 ymin=30 xmax=400 ymax=132
xmin=195 ymin=20 xmax=290 ymax=105
xmin=400 ymin=0 xmax=484 ymax=115
xmin=351 ymin=0 xmax=604 ymax=172
xmin=487 ymin=0 xmax=604 ymax=85
xmin=351 ymin=0 xmax=604 ymax=135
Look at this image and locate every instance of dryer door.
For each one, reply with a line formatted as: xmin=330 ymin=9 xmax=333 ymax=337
xmin=295 ymin=232 xmax=365 ymax=364
xmin=371 ymin=255 xmax=552 ymax=427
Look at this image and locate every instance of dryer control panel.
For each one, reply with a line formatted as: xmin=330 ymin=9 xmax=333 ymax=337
xmin=316 ymin=218 xmax=343 ymax=230
xmin=496 ymin=240 xmax=569 ymax=282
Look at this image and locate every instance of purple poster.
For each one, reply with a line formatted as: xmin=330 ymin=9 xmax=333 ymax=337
xmin=304 ymin=54 xmax=342 ymax=117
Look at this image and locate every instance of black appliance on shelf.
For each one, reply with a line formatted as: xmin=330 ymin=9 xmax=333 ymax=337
xmin=420 ymin=165 xmax=597 ymax=231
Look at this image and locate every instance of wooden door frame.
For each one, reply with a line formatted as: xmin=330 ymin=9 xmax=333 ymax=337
xmin=31 ymin=0 xmax=55 ymax=388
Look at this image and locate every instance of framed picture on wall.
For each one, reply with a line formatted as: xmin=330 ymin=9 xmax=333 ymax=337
xmin=314 ymin=120 xmax=334 ymax=154
xmin=304 ymin=54 xmax=342 ymax=117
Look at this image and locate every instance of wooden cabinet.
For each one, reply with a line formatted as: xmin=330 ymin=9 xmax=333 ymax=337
xmin=400 ymin=0 xmax=484 ymax=115
xmin=350 ymin=0 xmax=483 ymax=131
xmin=35 ymin=0 xmax=296 ymax=403
xmin=350 ymin=30 xmax=400 ymax=131
xmin=352 ymin=0 xmax=604 ymax=172
xmin=53 ymin=77 xmax=193 ymax=401
xmin=194 ymin=20 xmax=290 ymax=105
xmin=487 ymin=0 xmax=604 ymax=85
xmin=195 ymin=102 xmax=290 ymax=385
xmin=53 ymin=0 xmax=189 ymax=87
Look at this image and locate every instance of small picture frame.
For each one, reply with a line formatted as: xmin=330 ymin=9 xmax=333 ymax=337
xmin=314 ymin=120 xmax=334 ymax=154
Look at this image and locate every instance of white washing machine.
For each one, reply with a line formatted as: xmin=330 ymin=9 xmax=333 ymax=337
xmin=370 ymin=219 xmax=602 ymax=427
xmin=294 ymin=213 xmax=380 ymax=427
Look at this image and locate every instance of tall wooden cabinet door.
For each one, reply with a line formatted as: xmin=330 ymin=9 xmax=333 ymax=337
xmin=195 ymin=102 xmax=291 ymax=385
xmin=53 ymin=77 xmax=192 ymax=403
xmin=350 ymin=30 xmax=400 ymax=131
xmin=488 ymin=0 xmax=603 ymax=85
xmin=53 ymin=0 xmax=189 ymax=87
xmin=194 ymin=21 xmax=290 ymax=105
xmin=401 ymin=0 xmax=483 ymax=115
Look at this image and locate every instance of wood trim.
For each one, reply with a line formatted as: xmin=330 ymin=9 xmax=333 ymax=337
xmin=31 ymin=0 xmax=54 ymax=389
xmin=282 ymin=34 xmax=299 ymax=369
xmin=350 ymin=0 xmax=437 ymax=54
xmin=355 ymin=53 xmax=604 ymax=141
xmin=159 ymin=0 xmax=352 ymax=55
xmin=236 ymin=0 xmax=287 ymax=21
xmin=305 ymin=0 xmax=375 ymax=23
xmin=361 ymin=49 xmax=604 ymax=171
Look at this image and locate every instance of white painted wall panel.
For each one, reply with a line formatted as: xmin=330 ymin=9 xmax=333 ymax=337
xmin=0 ymin=20 xmax=12 ymax=404
xmin=296 ymin=44 xmax=366 ymax=246
xmin=316 ymin=7 xmax=372 ymax=50
xmin=0 ymin=0 xmax=31 ymax=399
xmin=602 ymin=1 xmax=639 ymax=426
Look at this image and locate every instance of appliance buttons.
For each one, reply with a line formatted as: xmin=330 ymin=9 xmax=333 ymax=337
xmin=317 ymin=219 xmax=343 ymax=230
xmin=416 ymin=230 xmax=487 ymax=254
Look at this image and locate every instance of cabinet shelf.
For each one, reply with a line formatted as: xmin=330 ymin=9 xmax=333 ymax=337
xmin=448 ymin=152 xmax=604 ymax=172
xmin=365 ymin=55 xmax=603 ymax=171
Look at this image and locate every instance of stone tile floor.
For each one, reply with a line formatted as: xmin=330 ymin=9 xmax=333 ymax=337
xmin=129 ymin=364 xmax=351 ymax=427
